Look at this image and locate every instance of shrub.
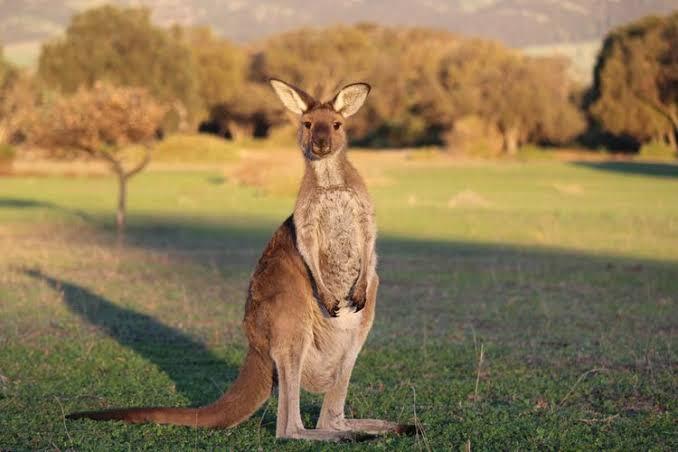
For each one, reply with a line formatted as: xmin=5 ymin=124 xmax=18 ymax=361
xmin=0 ymin=142 xmax=15 ymax=174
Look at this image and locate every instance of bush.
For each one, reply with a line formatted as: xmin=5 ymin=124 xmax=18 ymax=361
xmin=151 ymin=133 xmax=241 ymax=163
xmin=443 ymin=115 xmax=503 ymax=158
xmin=0 ymin=142 xmax=15 ymax=174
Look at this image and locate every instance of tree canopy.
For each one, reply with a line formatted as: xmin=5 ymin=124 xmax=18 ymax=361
xmin=38 ymin=6 xmax=200 ymax=127
xmin=0 ymin=46 xmax=41 ymax=146
xmin=589 ymin=12 xmax=678 ymax=150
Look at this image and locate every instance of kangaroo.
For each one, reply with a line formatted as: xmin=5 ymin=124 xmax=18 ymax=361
xmin=66 ymin=79 xmax=413 ymax=441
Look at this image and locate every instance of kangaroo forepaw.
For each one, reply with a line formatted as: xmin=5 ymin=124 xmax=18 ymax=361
xmin=349 ymin=282 xmax=367 ymax=311
xmin=317 ymin=291 xmax=341 ymax=317
xmin=328 ymin=303 xmax=340 ymax=317
xmin=317 ymin=294 xmax=339 ymax=317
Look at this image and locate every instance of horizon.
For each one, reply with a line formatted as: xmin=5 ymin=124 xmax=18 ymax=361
xmin=2 ymin=0 xmax=676 ymax=83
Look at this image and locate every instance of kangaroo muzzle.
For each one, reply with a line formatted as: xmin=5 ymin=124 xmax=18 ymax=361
xmin=311 ymin=124 xmax=331 ymax=156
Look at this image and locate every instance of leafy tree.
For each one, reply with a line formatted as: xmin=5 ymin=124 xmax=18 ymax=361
xmin=589 ymin=12 xmax=678 ymax=150
xmin=38 ymin=5 xmax=199 ymax=129
xmin=252 ymin=24 xmax=379 ymax=100
xmin=175 ymin=26 xmax=277 ymax=141
xmin=204 ymin=83 xmax=278 ymax=141
xmin=0 ymin=46 xmax=17 ymax=145
xmin=175 ymin=27 xmax=247 ymax=115
xmin=356 ymin=26 xmax=456 ymax=146
xmin=27 ymin=82 xmax=166 ymax=234
xmin=427 ymin=40 xmax=584 ymax=153
xmin=526 ymin=56 xmax=586 ymax=146
xmin=0 ymin=46 xmax=43 ymax=172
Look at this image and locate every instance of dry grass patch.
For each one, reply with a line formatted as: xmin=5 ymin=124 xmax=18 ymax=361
xmin=551 ymin=183 xmax=585 ymax=196
xmin=225 ymin=148 xmax=397 ymax=196
xmin=448 ymin=190 xmax=493 ymax=208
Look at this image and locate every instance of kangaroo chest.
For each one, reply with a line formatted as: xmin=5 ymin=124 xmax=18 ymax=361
xmin=315 ymin=188 xmax=364 ymax=299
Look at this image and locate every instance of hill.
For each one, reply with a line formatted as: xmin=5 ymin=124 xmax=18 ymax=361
xmin=1 ymin=1 xmax=675 ymax=81
xmin=2 ymin=0 xmax=675 ymax=47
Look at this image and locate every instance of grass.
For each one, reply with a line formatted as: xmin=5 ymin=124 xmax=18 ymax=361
xmin=0 ymin=149 xmax=676 ymax=450
xmin=640 ymin=141 xmax=678 ymax=161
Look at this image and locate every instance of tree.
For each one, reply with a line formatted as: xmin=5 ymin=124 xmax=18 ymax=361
xmin=427 ymin=39 xmax=584 ymax=154
xmin=251 ymin=24 xmax=379 ymax=100
xmin=356 ymin=26 xmax=457 ymax=146
xmin=38 ymin=5 xmax=199 ymax=129
xmin=0 ymin=46 xmax=17 ymax=145
xmin=175 ymin=27 xmax=247 ymax=115
xmin=175 ymin=26 xmax=277 ymax=141
xmin=0 ymin=46 xmax=44 ymax=172
xmin=27 ymin=82 xmax=166 ymax=234
xmin=589 ymin=12 xmax=678 ymax=150
xmin=526 ymin=56 xmax=586 ymax=147
xmin=204 ymin=83 xmax=278 ymax=141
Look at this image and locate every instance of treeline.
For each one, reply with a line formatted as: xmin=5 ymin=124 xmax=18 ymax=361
xmin=1 ymin=5 xmax=677 ymax=156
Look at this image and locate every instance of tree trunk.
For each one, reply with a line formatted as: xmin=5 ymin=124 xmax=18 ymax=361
xmin=173 ymin=100 xmax=190 ymax=133
xmin=93 ymin=146 xmax=151 ymax=242
xmin=667 ymin=129 xmax=677 ymax=152
xmin=116 ymin=173 xmax=127 ymax=236
xmin=502 ymin=127 xmax=520 ymax=155
xmin=227 ymin=120 xmax=254 ymax=142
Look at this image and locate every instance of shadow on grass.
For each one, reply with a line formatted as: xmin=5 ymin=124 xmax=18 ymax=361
xmin=22 ymin=268 xmax=240 ymax=406
xmin=110 ymin=216 xmax=678 ymax=347
xmin=0 ymin=197 xmax=93 ymax=222
xmin=572 ymin=161 xmax=678 ymax=178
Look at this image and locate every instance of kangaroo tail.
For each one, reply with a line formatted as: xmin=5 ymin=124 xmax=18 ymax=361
xmin=66 ymin=347 xmax=273 ymax=428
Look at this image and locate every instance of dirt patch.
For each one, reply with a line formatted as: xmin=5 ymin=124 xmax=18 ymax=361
xmin=552 ymin=183 xmax=584 ymax=195
xmin=448 ymin=190 xmax=493 ymax=208
xmin=224 ymin=149 xmax=302 ymax=196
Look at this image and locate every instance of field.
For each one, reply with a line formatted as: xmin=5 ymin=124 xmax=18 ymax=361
xmin=1 ymin=145 xmax=677 ymax=450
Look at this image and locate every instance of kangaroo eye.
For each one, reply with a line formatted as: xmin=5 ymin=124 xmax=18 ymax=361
xmin=333 ymin=122 xmax=342 ymax=130
xmin=303 ymin=121 xmax=312 ymax=129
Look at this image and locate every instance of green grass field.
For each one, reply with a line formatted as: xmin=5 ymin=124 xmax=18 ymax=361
xmin=1 ymin=150 xmax=677 ymax=450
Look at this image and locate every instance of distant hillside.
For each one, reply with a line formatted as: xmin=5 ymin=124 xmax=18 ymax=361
xmin=1 ymin=0 xmax=675 ymax=77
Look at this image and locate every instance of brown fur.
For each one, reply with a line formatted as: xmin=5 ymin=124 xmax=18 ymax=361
xmin=66 ymin=79 xmax=413 ymax=441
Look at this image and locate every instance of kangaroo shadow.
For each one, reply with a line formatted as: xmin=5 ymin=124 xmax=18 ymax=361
xmin=23 ymin=269 xmax=240 ymax=406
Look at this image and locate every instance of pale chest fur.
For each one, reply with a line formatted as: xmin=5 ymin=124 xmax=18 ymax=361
xmin=295 ymin=155 xmax=375 ymax=302
xmin=315 ymin=188 xmax=364 ymax=299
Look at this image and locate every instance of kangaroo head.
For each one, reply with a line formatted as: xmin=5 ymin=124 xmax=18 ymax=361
xmin=270 ymin=79 xmax=370 ymax=160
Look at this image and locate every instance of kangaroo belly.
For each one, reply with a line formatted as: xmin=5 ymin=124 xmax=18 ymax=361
xmin=301 ymin=308 xmax=364 ymax=393
xmin=317 ymin=190 xmax=363 ymax=299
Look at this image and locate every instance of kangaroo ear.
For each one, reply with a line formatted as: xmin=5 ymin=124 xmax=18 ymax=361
xmin=332 ymin=83 xmax=371 ymax=117
xmin=269 ymin=78 xmax=316 ymax=115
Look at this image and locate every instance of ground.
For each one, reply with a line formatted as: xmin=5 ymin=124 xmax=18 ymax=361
xmin=0 ymin=147 xmax=676 ymax=450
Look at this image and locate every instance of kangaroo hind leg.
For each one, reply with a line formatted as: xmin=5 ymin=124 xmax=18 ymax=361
xmin=273 ymin=340 xmax=356 ymax=442
xmin=316 ymin=275 xmax=415 ymax=436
